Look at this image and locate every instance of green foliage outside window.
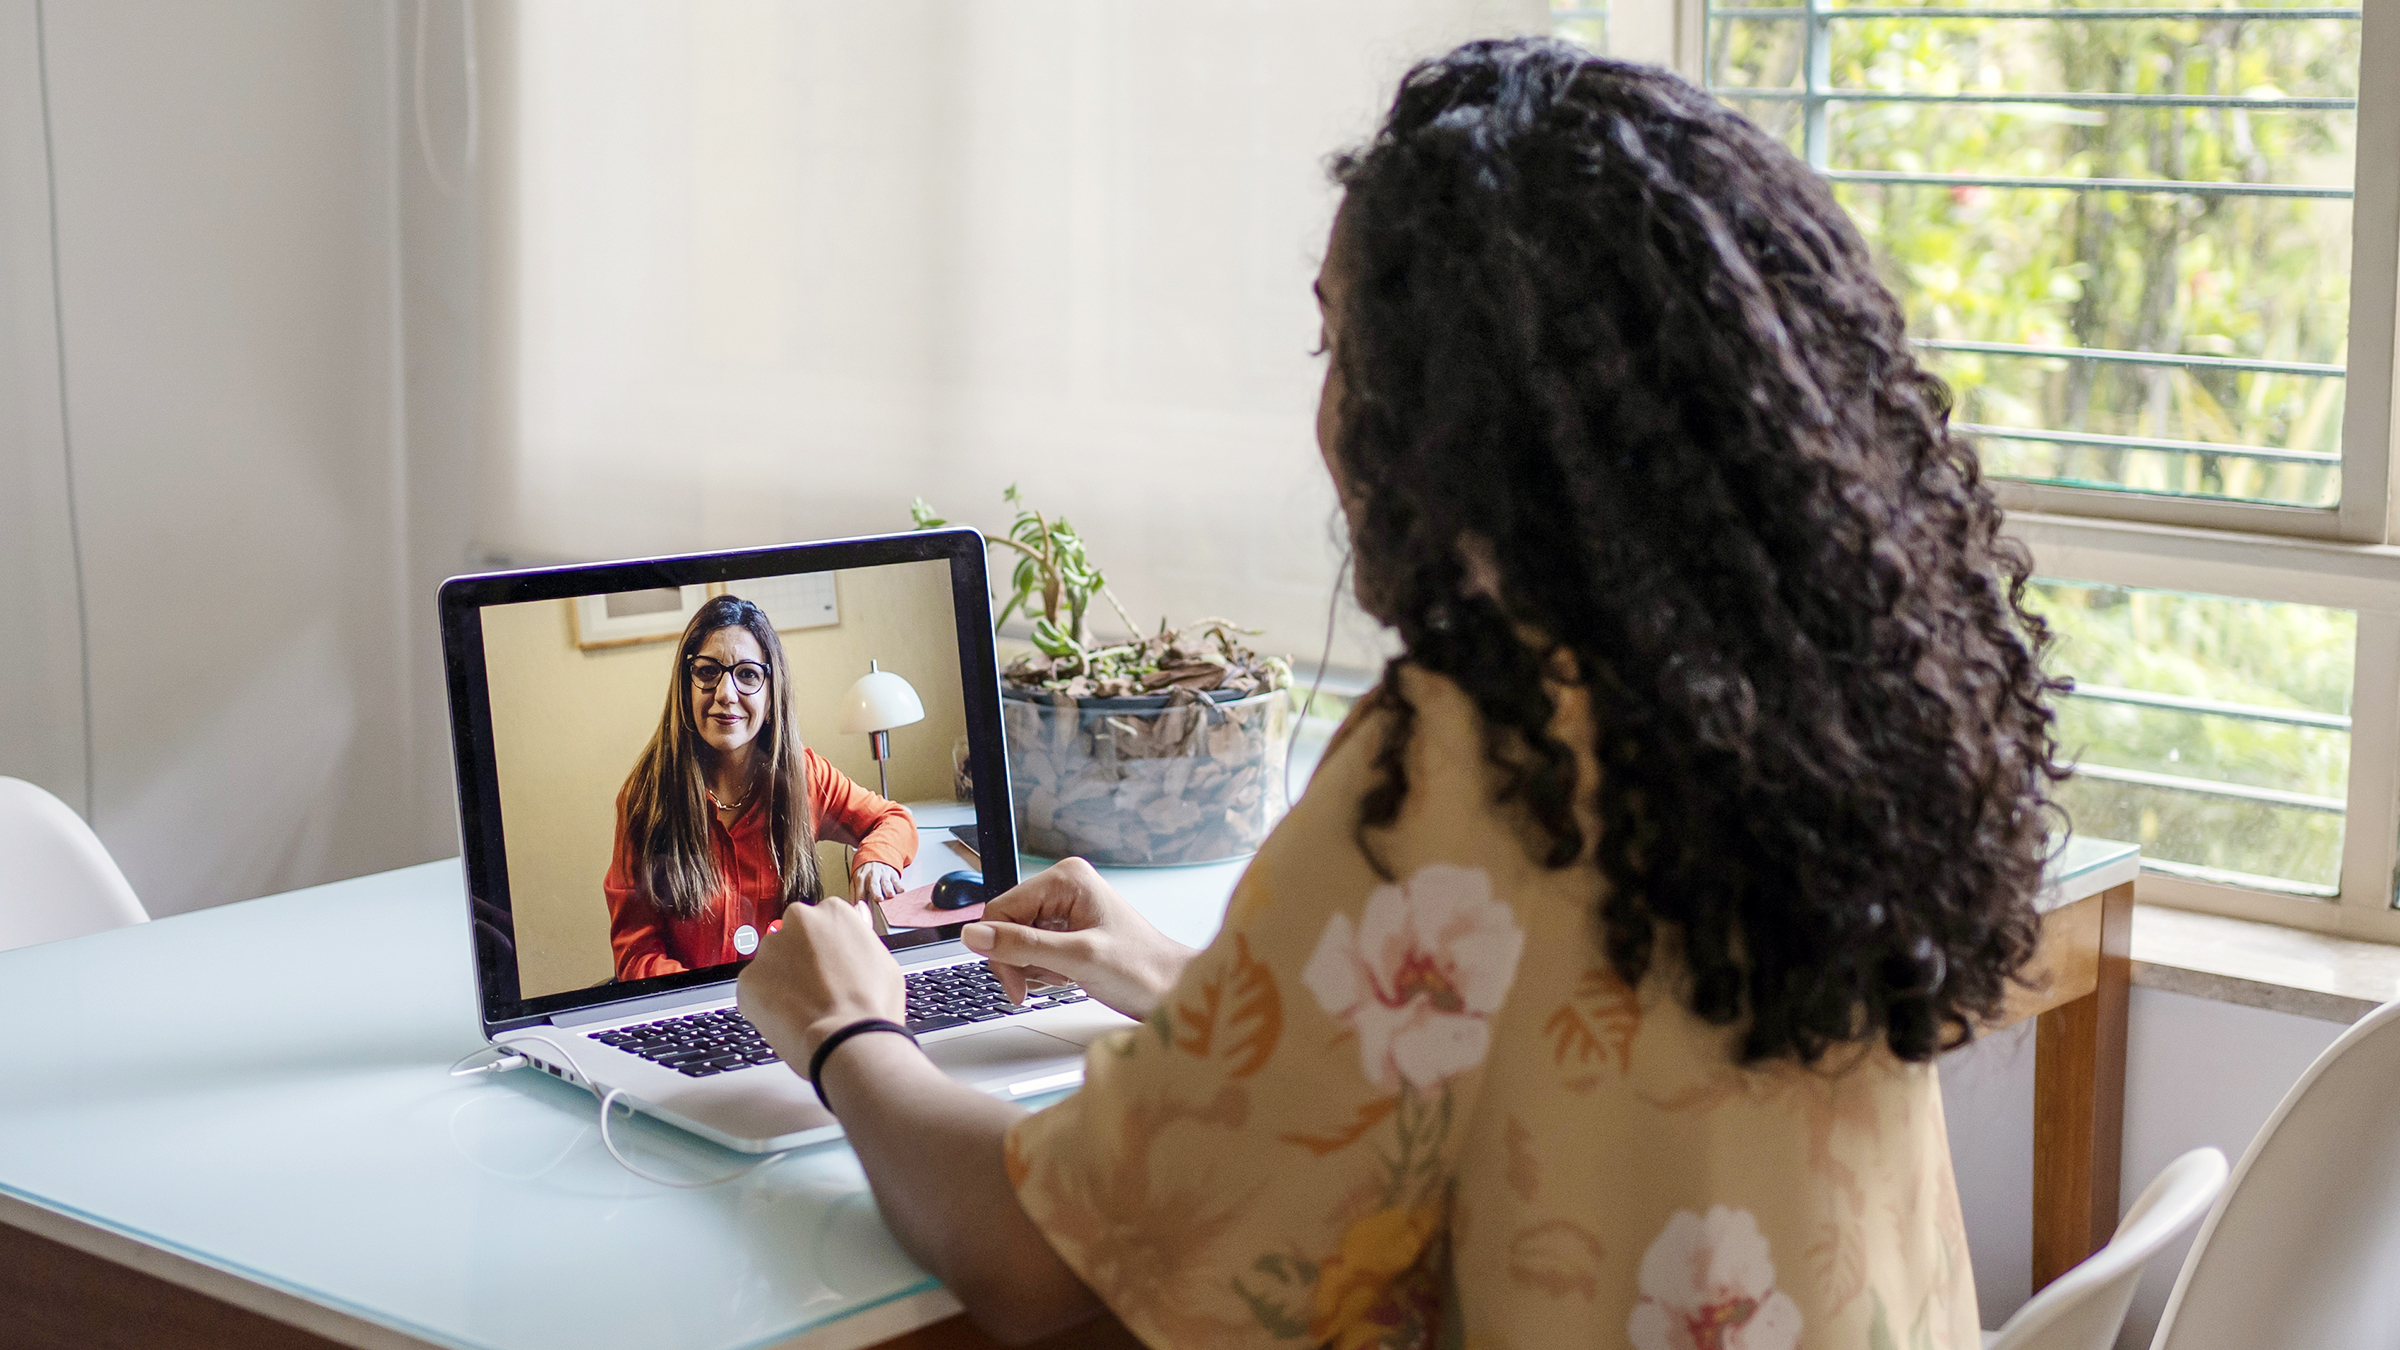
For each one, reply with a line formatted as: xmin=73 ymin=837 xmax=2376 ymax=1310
xmin=1711 ymin=7 xmax=2359 ymax=507
xmin=2027 ymin=581 xmax=2353 ymax=891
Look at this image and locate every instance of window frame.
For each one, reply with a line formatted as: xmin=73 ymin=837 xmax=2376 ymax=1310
xmin=2008 ymin=511 xmax=2400 ymax=941
xmin=1676 ymin=0 xmax=2400 ymax=543
xmin=1593 ymin=0 xmax=2400 ymax=937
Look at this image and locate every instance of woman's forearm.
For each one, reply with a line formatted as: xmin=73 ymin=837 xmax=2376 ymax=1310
xmin=819 ymin=1035 xmax=1106 ymax=1344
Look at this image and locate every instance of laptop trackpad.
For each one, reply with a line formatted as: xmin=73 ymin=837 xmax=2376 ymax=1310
xmin=925 ymin=1026 xmax=1085 ymax=1089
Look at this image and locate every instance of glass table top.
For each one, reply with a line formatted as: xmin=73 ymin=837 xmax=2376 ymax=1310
xmin=0 ymin=836 xmax=2120 ymax=1348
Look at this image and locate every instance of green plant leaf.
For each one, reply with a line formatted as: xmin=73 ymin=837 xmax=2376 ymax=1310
xmin=1031 ymin=617 xmax=1081 ymax=659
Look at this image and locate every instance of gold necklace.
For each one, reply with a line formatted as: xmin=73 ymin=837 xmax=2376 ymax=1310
xmin=706 ymin=784 xmax=752 ymax=813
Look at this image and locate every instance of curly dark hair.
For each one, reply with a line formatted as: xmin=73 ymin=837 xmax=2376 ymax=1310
xmin=1324 ymin=38 xmax=2068 ymax=1065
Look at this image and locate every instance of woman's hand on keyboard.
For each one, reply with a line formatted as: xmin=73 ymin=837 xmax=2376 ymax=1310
xmin=738 ymin=893 xmax=908 ymax=1064
xmin=962 ymin=859 xmax=1196 ymax=1021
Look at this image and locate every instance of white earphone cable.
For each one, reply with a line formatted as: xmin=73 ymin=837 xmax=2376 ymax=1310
xmin=1284 ymin=551 xmax=1352 ymax=809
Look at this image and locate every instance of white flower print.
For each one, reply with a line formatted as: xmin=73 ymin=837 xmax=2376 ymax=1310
xmin=1301 ymin=863 xmax=1525 ymax=1091
xmin=1628 ymin=1207 xmax=1803 ymax=1350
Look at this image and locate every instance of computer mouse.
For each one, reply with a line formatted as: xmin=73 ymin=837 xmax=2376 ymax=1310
xmin=931 ymin=870 xmax=985 ymax=910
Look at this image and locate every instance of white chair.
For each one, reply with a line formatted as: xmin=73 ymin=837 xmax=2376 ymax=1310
xmin=1983 ymin=1147 xmax=2228 ymax=1350
xmin=0 ymin=776 xmax=147 ymax=953
xmin=2149 ymin=996 xmax=2400 ymax=1350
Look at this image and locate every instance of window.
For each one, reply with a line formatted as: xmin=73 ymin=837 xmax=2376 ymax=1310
xmin=1701 ymin=0 xmax=2381 ymax=532
xmin=1578 ymin=0 xmax=2400 ymax=939
xmin=2031 ymin=580 xmax=2353 ymax=895
xmin=1554 ymin=0 xmax=1612 ymax=49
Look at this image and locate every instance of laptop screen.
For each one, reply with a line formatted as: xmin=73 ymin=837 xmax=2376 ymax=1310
xmin=439 ymin=531 xmax=1017 ymax=1031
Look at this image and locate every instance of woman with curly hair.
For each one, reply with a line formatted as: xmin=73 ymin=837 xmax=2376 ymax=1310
xmin=739 ymin=37 xmax=2062 ymax=1350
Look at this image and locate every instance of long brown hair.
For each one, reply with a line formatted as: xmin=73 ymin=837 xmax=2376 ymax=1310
xmin=621 ymin=595 xmax=821 ymax=919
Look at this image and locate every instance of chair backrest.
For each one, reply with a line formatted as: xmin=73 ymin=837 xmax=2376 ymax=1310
xmin=1986 ymin=1147 xmax=2228 ymax=1350
xmin=0 ymin=776 xmax=147 ymax=953
xmin=2150 ymin=997 xmax=2400 ymax=1350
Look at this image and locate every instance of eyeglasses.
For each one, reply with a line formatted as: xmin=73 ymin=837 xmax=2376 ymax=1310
xmin=688 ymin=658 xmax=769 ymax=695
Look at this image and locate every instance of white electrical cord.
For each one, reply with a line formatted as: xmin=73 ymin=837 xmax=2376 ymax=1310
xmin=460 ymin=1033 xmax=799 ymax=1189
xmin=1284 ymin=551 xmax=1353 ymax=808
xmin=413 ymin=0 xmax=479 ymax=197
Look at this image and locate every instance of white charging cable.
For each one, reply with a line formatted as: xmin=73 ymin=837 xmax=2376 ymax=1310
xmin=449 ymin=1045 xmax=525 ymax=1076
xmin=454 ymin=1034 xmax=798 ymax=1189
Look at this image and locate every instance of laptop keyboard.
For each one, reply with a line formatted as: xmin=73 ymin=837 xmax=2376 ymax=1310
xmin=905 ymin=962 xmax=1086 ymax=1031
xmin=588 ymin=964 xmax=1087 ymax=1077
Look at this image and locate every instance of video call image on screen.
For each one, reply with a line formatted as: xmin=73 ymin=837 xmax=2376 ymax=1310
xmin=479 ymin=560 xmax=981 ymax=1001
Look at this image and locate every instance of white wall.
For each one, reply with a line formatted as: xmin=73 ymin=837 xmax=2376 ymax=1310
xmin=0 ymin=0 xmax=1550 ymax=919
xmin=0 ymin=0 xmax=462 ymax=917
xmin=479 ymin=0 xmax=1549 ymax=673
xmin=1941 ymin=986 xmax=2348 ymax=1345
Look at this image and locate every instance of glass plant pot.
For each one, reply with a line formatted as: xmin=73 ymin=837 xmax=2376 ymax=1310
xmin=1003 ymin=686 xmax=1290 ymax=866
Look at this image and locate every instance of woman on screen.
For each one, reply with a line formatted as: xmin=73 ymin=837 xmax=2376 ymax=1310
xmin=604 ymin=594 xmax=916 ymax=982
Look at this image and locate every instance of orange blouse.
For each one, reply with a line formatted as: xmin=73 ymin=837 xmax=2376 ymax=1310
xmin=603 ymin=747 xmax=916 ymax=982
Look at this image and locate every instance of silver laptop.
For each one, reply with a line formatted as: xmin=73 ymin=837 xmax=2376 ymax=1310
xmin=438 ymin=529 xmax=1130 ymax=1152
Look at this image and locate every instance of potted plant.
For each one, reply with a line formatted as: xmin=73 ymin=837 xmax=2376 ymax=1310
xmin=912 ymin=488 xmax=1293 ymax=865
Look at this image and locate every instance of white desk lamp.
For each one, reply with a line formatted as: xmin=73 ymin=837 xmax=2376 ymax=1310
xmin=838 ymin=661 xmax=925 ymax=800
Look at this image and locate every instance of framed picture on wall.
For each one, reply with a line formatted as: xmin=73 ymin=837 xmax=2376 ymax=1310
xmin=719 ymin=573 xmax=839 ymax=632
xmin=571 ymin=585 xmax=711 ymax=650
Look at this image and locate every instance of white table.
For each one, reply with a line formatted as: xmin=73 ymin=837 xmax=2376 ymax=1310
xmin=0 ymin=838 xmax=2133 ymax=1348
xmin=0 ymin=853 xmax=1243 ymax=1350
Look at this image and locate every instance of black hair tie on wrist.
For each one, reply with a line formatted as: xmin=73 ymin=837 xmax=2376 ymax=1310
xmin=807 ymin=1018 xmax=917 ymax=1111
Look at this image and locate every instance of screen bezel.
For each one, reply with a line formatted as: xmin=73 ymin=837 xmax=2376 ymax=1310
xmin=439 ymin=529 xmax=1017 ymax=1035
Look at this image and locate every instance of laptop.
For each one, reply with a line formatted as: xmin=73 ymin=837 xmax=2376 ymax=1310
xmin=438 ymin=529 xmax=1132 ymax=1152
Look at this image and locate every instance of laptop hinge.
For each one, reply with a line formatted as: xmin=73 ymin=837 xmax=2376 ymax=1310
xmin=551 ymin=980 xmax=737 ymax=1028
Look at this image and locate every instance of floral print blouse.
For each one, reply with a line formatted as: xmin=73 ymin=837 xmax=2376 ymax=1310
xmin=1006 ymin=667 xmax=1979 ymax=1350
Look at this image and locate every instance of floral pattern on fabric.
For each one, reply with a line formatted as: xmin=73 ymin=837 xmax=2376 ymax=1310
xmin=1002 ymin=667 xmax=1981 ymax=1350
xmin=1630 ymin=1208 xmax=1805 ymax=1350
xmin=1231 ymin=864 xmax=1523 ymax=1350
xmin=1302 ymin=862 xmax=1526 ymax=1092
xmin=1544 ymin=963 xmax=1642 ymax=1089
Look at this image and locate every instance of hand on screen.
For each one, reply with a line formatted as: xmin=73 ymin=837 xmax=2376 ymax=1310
xmin=738 ymin=895 xmax=906 ymax=1064
xmin=960 ymin=858 xmax=1197 ymax=1022
xmin=853 ymin=861 xmax=903 ymax=902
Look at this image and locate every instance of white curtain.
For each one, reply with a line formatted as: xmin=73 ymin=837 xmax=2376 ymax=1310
xmin=481 ymin=0 xmax=1551 ymax=671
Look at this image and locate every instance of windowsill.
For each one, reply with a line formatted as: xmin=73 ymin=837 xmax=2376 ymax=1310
xmin=2133 ymin=903 xmax=2400 ymax=1024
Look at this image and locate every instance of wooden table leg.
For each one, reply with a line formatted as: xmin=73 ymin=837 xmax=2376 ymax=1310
xmin=2031 ymin=879 xmax=2133 ymax=1290
xmin=881 ymin=1312 xmax=1144 ymax=1350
